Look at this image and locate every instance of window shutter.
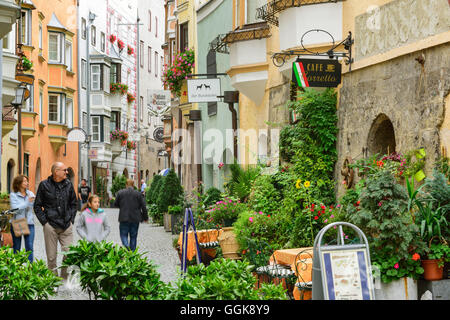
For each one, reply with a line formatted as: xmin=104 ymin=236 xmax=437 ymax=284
xmin=207 ymin=50 xmax=217 ymax=116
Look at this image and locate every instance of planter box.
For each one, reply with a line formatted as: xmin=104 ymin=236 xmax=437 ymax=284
xmin=418 ymin=279 xmax=450 ymax=300
xmin=374 ymin=277 xmax=418 ymax=300
xmin=163 ymin=213 xmax=172 ymax=232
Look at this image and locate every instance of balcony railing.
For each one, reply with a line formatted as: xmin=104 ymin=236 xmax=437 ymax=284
xmin=256 ymin=0 xmax=346 ymax=26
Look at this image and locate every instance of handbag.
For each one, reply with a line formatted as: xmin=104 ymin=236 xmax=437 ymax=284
xmin=11 ymin=218 xmax=30 ymax=237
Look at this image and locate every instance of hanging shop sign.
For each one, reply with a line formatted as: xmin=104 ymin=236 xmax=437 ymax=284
xmin=187 ymin=78 xmax=221 ymax=103
xmin=153 ymin=127 xmax=164 ymax=143
xmin=292 ymin=58 xmax=342 ymax=88
xmin=148 ymin=90 xmax=171 ymax=116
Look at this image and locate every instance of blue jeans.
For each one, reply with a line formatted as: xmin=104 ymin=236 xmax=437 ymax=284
xmin=11 ymin=224 xmax=35 ymax=263
xmin=119 ymin=222 xmax=139 ymax=251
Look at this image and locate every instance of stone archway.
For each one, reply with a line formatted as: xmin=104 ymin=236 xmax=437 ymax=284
xmin=367 ymin=114 xmax=396 ymax=156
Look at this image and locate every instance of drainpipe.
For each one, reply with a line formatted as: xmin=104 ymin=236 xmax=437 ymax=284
xmin=136 ymin=10 xmax=140 ymax=186
xmin=224 ymin=91 xmax=239 ymax=159
xmin=76 ymin=1 xmax=81 ymax=184
xmin=86 ymin=12 xmax=96 ymax=187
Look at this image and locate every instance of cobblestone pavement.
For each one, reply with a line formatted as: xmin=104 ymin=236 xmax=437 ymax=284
xmin=32 ymin=208 xmax=181 ymax=300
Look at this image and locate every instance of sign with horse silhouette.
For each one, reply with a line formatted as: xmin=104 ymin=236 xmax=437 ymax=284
xmin=187 ymin=78 xmax=221 ymax=103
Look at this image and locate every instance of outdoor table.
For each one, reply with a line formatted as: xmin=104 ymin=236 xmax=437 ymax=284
xmin=271 ymin=247 xmax=314 ymax=300
xmin=178 ymin=229 xmax=223 ymax=262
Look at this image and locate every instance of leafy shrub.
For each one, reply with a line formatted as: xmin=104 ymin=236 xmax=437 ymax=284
xmin=234 ymin=210 xmax=292 ymax=252
xmin=203 ymin=187 xmax=222 ymax=208
xmin=146 ymin=175 xmax=163 ymax=206
xmin=279 ymin=88 xmax=338 ymax=207
xmin=148 ymin=203 xmax=163 ymax=225
xmin=247 ymin=175 xmax=281 ymax=215
xmin=225 ymin=163 xmax=261 ymax=202
xmin=0 ymin=247 xmax=61 ymax=300
xmin=167 ymin=258 xmax=287 ymax=300
xmin=62 ymin=240 xmax=168 ymax=300
xmin=206 ymin=197 xmax=246 ymax=227
xmin=110 ymin=174 xmax=127 ymax=197
xmin=347 ymin=169 xmax=426 ymax=283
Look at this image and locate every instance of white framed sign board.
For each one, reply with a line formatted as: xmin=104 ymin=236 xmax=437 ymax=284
xmin=187 ymin=78 xmax=221 ymax=103
xmin=320 ymin=248 xmax=373 ymax=300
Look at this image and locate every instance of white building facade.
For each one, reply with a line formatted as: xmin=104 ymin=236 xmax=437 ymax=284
xmin=137 ymin=0 xmax=167 ymax=186
xmin=78 ymin=0 xmax=138 ymax=198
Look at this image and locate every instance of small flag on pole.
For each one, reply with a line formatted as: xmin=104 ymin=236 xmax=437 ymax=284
xmin=293 ymin=61 xmax=309 ymax=88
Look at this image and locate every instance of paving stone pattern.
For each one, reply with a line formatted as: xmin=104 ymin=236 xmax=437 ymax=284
xmin=32 ymin=208 xmax=181 ymax=300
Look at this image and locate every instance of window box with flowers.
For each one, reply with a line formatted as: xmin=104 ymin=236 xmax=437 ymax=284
xmin=110 ymin=129 xmax=128 ymax=153
xmin=126 ymin=140 xmax=137 ymax=151
xmin=109 ymin=34 xmax=117 ymax=44
xmin=110 ymin=83 xmax=128 ymax=96
xmin=117 ymin=39 xmax=125 ymax=52
xmin=126 ymin=93 xmax=136 ymax=105
xmin=162 ymin=48 xmax=195 ymax=97
xmin=127 ymin=45 xmax=134 ymax=56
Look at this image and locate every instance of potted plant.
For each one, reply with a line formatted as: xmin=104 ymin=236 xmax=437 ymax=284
xmin=126 ymin=92 xmax=135 ymax=104
xmin=126 ymin=140 xmax=136 ymax=151
xmin=421 ymin=242 xmax=450 ymax=280
xmin=110 ymin=83 xmax=128 ymax=96
xmin=22 ymin=56 xmax=33 ymax=72
xmin=347 ymin=169 xmax=427 ymax=300
xmin=110 ymin=129 xmax=128 ymax=152
xmin=127 ymin=45 xmax=134 ymax=56
xmin=156 ymin=169 xmax=183 ymax=232
xmin=162 ymin=48 xmax=195 ymax=97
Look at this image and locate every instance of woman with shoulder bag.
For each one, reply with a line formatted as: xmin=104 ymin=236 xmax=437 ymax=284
xmin=9 ymin=175 xmax=35 ymax=263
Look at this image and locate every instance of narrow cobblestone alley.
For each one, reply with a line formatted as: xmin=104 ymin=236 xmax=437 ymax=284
xmin=32 ymin=208 xmax=180 ymax=300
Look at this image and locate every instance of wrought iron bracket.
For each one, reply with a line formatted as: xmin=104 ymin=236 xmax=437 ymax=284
xmin=271 ymin=30 xmax=354 ymax=71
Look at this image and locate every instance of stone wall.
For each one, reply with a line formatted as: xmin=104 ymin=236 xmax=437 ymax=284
xmin=336 ymin=42 xmax=450 ymax=198
xmin=355 ymin=0 xmax=450 ymax=60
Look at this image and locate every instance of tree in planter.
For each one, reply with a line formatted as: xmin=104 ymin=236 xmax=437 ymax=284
xmin=157 ymin=169 xmax=183 ymax=214
xmin=110 ymin=174 xmax=127 ymax=197
xmin=347 ymin=169 xmax=427 ymax=283
xmin=146 ymin=175 xmax=162 ymax=206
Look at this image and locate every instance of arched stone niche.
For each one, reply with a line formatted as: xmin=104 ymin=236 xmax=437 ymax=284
xmin=367 ymin=114 xmax=397 ymax=156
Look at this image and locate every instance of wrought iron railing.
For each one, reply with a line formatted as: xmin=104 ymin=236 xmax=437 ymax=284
xmin=256 ymin=0 xmax=346 ymax=26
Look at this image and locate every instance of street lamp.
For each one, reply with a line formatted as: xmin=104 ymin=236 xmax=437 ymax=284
xmin=11 ymin=83 xmax=28 ymax=175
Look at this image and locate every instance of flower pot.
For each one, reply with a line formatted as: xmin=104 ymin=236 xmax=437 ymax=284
xmin=111 ymin=139 xmax=123 ymax=153
xmin=1 ymin=232 xmax=13 ymax=247
xmin=163 ymin=213 xmax=172 ymax=232
xmin=414 ymin=170 xmax=426 ymax=182
xmin=374 ymin=277 xmax=418 ymax=300
xmin=218 ymin=227 xmax=241 ymax=259
xmin=422 ymin=259 xmax=444 ymax=281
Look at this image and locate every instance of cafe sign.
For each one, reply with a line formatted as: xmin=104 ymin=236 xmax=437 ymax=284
xmin=292 ymin=58 xmax=342 ymax=88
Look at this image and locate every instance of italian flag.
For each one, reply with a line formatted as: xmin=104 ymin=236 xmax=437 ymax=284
xmin=293 ymin=61 xmax=309 ymax=88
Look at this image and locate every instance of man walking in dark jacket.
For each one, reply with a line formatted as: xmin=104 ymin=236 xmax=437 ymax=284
xmin=34 ymin=162 xmax=77 ymax=281
xmin=114 ymin=179 xmax=148 ymax=251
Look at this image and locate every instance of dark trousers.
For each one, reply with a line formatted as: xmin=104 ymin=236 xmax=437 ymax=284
xmin=119 ymin=222 xmax=139 ymax=251
xmin=11 ymin=224 xmax=35 ymax=263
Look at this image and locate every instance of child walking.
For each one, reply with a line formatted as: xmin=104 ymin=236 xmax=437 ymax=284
xmin=76 ymin=195 xmax=111 ymax=242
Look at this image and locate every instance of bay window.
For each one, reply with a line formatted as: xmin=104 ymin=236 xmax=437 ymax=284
xmin=49 ymin=32 xmax=64 ymax=63
xmin=91 ymin=64 xmax=101 ymax=91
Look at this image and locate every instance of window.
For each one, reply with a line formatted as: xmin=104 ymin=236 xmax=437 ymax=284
xmin=110 ymin=63 xmax=121 ymax=84
xmin=38 ymin=23 xmax=43 ymax=50
xmin=65 ymin=40 xmax=72 ymax=71
xmin=66 ymin=98 xmax=73 ymax=128
xmin=2 ymin=33 xmax=8 ymax=49
xmin=161 ymin=56 xmax=164 ymax=79
xmin=148 ymin=46 xmax=152 ymax=73
xmin=110 ymin=111 xmax=120 ymax=131
xmin=100 ymin=32 xmax=105 ymax=52
xmin=82 ymin=112 xmax=88 ymax=132
xmin=23 ymin=154 xmax=29 ymax=177
xmin=147 ymin=109 xmax=151 ymax=125
xmin=180 ymin=23 xmax=188 ymax=52
xmin=155 ymin=52 xmax=158 ymax=77
xmin=148 ymin=11 xmax=151 ymax=32
xmin=140 ymin=41 xmax=144 ymax=68
xmin=39 ymin=91 xmax=43 ymax=124
xmin=81 ymin=59 xmax=87 ymax=89
xmin=48 ymin=94 xmax=60 ymax=122
xmin=91 ymin=25 xmax=96 ymax=46
xmin=155 ymin=17 xmax=158 ymax=38
xmin=91 ymin=116 xmax=101 ymax=142
xmin=81 ymin=18 xmax=86 ymax=40
xmin=91 ymin=64 xmax=101 ymax=91
xmin=23 ymin=84 xmax=34 ymax=112
xmin=140 ymin=96 xmax=144 ymax=121
xmin=20 ymin=10 xmax=31 ymax=45
xmin=49 ymin=32 xmax=63 ymax=63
